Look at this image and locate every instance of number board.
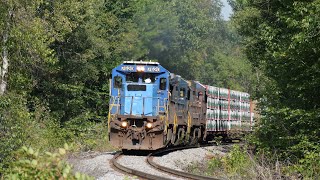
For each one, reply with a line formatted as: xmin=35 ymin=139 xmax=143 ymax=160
xmin=145 ymin=66 xmax=160 ymax=72
xmin=120 ymin=65 xmax=161 ymax=72
xmin=121 ymin=66 xmax=134 ymax=71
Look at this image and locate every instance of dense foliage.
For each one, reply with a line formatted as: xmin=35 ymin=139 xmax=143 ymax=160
xmin=0 ymin=0 xmax=254 ymax=175
xmin=230 ymin=0 xmax=320 ymax=177
xmin=4 ymin=145 xmax=92 ymax=179
xmin=187 ymin=145 xmax=304 ymax=179
xmin=1 ymin=0 xmax=319 ymax=178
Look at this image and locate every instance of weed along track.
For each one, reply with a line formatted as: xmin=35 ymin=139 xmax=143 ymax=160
xmin=111 ymin=145 xmax=221 ymax=180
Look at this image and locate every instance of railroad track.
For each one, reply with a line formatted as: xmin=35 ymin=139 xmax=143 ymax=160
xmin=111 ymin=145 xmax=220 ymax=180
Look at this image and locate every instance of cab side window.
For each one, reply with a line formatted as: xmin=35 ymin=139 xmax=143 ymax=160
xmin=198 ymin=91 xmax=203 ymax=101
xmin=159 ymin=78 xmax=167 ymax=90
xmin=114 ymin=76 xmax=122 ymax=88
xmin=180 ymin=88 xmax=186 ymax=98
xmin=187 ymin=89 xmax=191 ymax=100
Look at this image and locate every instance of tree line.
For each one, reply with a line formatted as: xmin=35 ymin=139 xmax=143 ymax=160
xmin=231 ymin=0 xmax=319 ymax=177
xmin=0 ymin=0 xmax=254 ymax=172
xmin=1 ymin=0 xmax=318 ymax=178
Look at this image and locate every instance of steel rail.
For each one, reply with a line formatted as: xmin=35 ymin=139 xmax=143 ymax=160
xmin=112 ymin=145 xmax=222 ymax=180
xmin=111 ymin=151 xmax=174 ymax=180
xmin=147 ymin=146 xmax=220 ymax=180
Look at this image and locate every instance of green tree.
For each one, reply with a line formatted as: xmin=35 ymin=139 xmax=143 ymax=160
xmin=133 ymin=0 xmax=255 ymax=92
xmin=0 ymin=0 xmax=258 ymax=175
xmin=231 ymin=0 xmax=320 ymax=164
xmin=134 ymin=0 xmax=224 ymax=80
xmin=0 ymin=0 xmax=56 ymax=96
xmin=30 ymin=0 xmax=144 ymax=123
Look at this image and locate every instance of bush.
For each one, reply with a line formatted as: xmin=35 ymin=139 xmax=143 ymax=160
xmin=0 ymin=94 xmax=32 ymax=172
xmin=290 ymin=147 xmax=320 ymax=179
xmin=3 ymin=145 xmax=92 ymax=180
xmin=0 ymin=93 xmax=114 ymax=174
xmin=221 ymin=145 xmax=253 ymax=178
xmin=205 ymin=145 xmax=258 ymax=179
xmin=0 ymin=94 xmax=71 ymax=173
xmin=204 ymin=145 xmax=287 ymax=179
xmin=203 ymin=145 xmax=320 ymax=179
xmin=62 ymin=113 xmax=114 ymax=152
xmin=251 ymin=107 xmax=320 ymax=179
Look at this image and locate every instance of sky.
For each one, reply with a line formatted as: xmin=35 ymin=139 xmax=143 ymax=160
xmin=221 ymin=0 xmax=233 ymax=20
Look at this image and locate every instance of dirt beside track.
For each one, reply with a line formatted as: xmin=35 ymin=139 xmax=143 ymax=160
xmin=67 ymin=151 xmax=128 ymax=180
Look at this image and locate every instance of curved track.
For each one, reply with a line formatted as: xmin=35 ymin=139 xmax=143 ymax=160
xmin=147 ymin=146 xmax=219 ymax=180
xmin=111 ymin=146 xmax=220 ymax=180
xmin=112 ymin=151 xmax=173 ymax=180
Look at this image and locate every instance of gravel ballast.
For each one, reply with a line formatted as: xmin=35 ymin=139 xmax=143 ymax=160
xmin=154 ymin=145 xmax=229 ymax=171
xmin=68 ymin=152 xmax=127 ymax=180
xmin=118 ymin=155 xmax=185 ymax=180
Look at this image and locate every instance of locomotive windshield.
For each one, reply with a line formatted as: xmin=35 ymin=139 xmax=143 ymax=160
xmin=126 ymin=73 xmax=139 ymax=82
xmin=125 ymin=72 xmax=156 ymax=83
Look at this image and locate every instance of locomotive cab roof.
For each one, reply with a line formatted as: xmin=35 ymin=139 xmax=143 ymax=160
xmin=123 ymin=61 xmax=159 ymax=65
xmin=112 ymin=61 xmax=168 ymax=74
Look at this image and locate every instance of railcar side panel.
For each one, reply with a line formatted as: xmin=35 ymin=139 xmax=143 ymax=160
xmin=205 ymin=85 xmax=254 ymax=137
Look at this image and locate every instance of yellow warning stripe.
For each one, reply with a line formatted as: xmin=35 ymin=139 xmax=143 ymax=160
xmin=187 ymin=112 xmax=192 ymax=135
xmin=107 ymin=97 xmax=117 ymax=132
xmin=173 ymin=113 xmax=178 ymax=134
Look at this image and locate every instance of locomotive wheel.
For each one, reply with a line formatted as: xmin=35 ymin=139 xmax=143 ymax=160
xmin=191 ymin=128 xmax=201 ymax=144
xmin=172 ymin=128 xmax=184 ymax=146
xmin=177 ymin=128 xmax=185 ymax=144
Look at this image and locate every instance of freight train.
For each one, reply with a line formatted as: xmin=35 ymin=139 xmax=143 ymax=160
xmin=108 ymin=61 xmax=254 ymax=150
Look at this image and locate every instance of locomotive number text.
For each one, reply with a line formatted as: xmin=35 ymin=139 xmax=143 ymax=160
xmin=121 ymin=66 xmax=134 ymax=71
xmin=147 ymin=67 xmax=160 ymax=72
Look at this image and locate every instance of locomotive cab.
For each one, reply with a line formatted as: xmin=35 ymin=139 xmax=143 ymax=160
xmin=108 ymin=61 xmax=169 ymax=150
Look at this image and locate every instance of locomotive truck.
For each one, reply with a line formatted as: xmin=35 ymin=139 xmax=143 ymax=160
xmin=108 ymin=61 xmax=254 ymax=150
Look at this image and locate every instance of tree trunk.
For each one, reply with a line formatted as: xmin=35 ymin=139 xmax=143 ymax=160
xmin=0 ymin=9 xmax=12 ymax=96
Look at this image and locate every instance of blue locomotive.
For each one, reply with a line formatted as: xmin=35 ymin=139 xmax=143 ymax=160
xmin=108 ymin=61 xmax=172 ymax=150
xmin=108 ymin=61 xmax=254 ymax=150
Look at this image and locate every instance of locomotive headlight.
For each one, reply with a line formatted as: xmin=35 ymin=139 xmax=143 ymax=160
xmin=121 ymin=121 xmax=128 ymax=128
xmin=137 ymin=66 xmax=145 ymax=72
xmin=146 ymin=122 xmax=152 ymax=129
